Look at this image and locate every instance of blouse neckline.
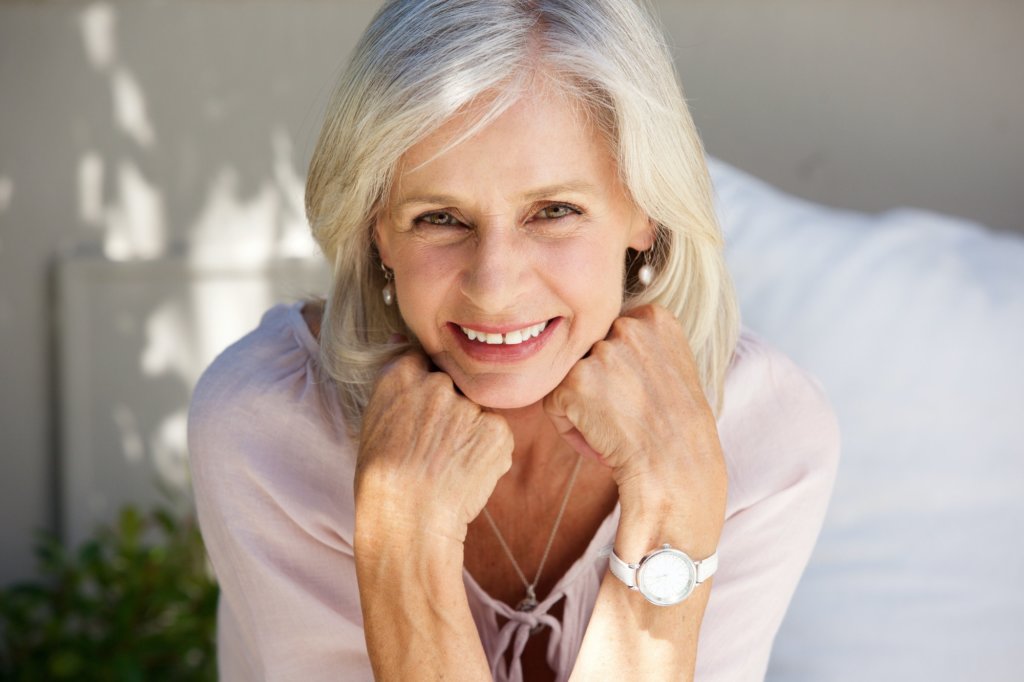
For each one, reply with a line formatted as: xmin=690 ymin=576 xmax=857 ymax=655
xmin=282 ymin=299 xmax=620 ymax=680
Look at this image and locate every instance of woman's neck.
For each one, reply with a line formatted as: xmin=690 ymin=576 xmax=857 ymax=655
xmin=492 ymin=401 xmax=579 ymax=490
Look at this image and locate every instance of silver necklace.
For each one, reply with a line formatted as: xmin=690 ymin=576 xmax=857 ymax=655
xmin=481 ymin=452 xmax=583 ymax=616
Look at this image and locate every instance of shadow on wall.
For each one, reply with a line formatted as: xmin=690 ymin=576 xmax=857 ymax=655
xmin=0 ymin=0 xmax=393 ymax=571
xmin=50 ymin=2 xmax=340 ymax=545
xmin=67 ymin=3 xmax=320 ymax=260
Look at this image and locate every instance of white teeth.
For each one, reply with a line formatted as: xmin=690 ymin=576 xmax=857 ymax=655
xmin=459 ymin=320 xmax=549 ymax=345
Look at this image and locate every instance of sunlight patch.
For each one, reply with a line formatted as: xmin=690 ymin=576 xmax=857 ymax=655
xmin=112 ymin=66 xmax=156 ymax=148
xmin=77 ymin=152 xmax=104 ymax=225
xmin=79 ymin=3 xmax=116 ymax=70
xmin=103 ymin=159 xmax=166 ymax=260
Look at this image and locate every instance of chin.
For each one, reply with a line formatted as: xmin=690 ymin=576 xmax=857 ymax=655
xmin=451 ymin=372 xmax=563 ymax=411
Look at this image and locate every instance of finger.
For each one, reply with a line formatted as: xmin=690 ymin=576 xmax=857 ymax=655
xmin=543 ymin=390 xmax=607 ymax=465
xmin=556 ymin=420 xmax=606 ymax=465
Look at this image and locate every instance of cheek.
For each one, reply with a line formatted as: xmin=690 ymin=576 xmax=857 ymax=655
xmin=548 ymin=239 xmax=627 ymax=332
xmin=392 ymin=250 xmax=458 ymax=346
xmin=512 ymin=235 xmax=628 ymax=327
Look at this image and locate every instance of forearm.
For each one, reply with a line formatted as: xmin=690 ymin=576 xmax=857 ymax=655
xmin=570 ymin=500 xmax=713 ymax=681
xmin=355 ymin=530 xmax=490 ymax=680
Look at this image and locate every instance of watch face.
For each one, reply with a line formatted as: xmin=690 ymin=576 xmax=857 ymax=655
xmin=637 ymin=548 xmax=696 ymax=606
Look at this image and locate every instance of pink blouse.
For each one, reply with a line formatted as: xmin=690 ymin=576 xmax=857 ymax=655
xmin=188 ymin=301 xmax=840 ymax=681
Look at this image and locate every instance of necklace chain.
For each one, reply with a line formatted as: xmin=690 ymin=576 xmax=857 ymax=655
xmin=481 ymin=452 xmax=583 ymax=614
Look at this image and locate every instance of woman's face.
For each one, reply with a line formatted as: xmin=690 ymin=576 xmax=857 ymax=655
xmin=375 ymin=86 xmax=652 ymax=409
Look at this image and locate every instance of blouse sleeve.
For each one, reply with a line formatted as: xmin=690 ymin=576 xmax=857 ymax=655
xmin=187 ymin=330 xmax=373 ymax=681
xmin=695 ymin=332 xmax=842 ymax=681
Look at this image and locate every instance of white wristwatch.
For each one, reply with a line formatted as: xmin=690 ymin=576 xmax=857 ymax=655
xmin=608 ymin=543 xmax=718 ymax=606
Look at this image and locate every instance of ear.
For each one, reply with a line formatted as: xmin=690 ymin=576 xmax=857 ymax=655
xmin=627 ymin=216 xmax=657 ymax=252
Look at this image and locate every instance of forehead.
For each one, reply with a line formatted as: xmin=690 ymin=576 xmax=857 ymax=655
xmin=389 ymin=84 xmax=619 ymax=203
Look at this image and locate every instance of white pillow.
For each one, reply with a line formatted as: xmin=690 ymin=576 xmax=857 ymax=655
xmin=708 ymin=157 xmax=1024 ymax=681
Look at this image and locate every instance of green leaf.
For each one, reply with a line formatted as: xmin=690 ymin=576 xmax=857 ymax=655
xmin=47 ymin=649 xmax=84 ymax=678
xmin=0 ymin=504 xmax=219 ymax=681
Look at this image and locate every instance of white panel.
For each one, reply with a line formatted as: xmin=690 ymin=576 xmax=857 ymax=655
xmin=55 ymin=243 xmax=329 ymax=547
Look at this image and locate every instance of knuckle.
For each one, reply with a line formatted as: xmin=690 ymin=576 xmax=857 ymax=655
xmin=542 ymin=388 xmax=565 ymax=417
xmin=383 ymin=354 xmax=418 ymax=383
xmin=612 ymin=315 xmax=643 ymax=341
xmin=484 ymin=414 xmax=514 ymax=448
xmin=588 ymin=339 xmax=613 ymax=361
xmin=647 ymin=302 xmax=669 ymax=321
xmin=424 ymin=370 xmax=452 ymax=390
xmin=392 ymin=353 xmax=416 ymax=370
xmin=480 ymin=411 xmax=508 ymax=435
xmin=610 ymin=315 xmax=631 ymax=334
xmin=545 ymin=381 xmax=574 ymax=414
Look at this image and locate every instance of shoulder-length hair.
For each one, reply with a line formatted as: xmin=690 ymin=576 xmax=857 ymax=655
xmin=305 ymin=0 xmax=740 ymax=434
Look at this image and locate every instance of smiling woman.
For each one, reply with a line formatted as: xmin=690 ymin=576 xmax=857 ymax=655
xmin=304 ymin=0 xmax=739 ymax=435
xmin=375 ymin=84 xmax=653 ymax=409
xmin=187 ymin=1 xmax=840 ymax=681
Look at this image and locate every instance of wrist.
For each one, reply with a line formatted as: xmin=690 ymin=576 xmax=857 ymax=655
xmin=354 ymin=520 xmax=467 ymax=605
xmin=614 ymin=481 xmax=720 ymax=563
xmin=354 ymin=517 xmax=490 ymax=681
xmin=354 ymin=503 xmax=468 ymax=591
xmin=355 ymin=476 xmax=469 ymax=545
xmin=355 ymin=507 xmax=466 ymax=556
xmin=615 ymin=470 xmax=686 ymax=525
xmin=614 ymin=506 xmax=704 ymax=565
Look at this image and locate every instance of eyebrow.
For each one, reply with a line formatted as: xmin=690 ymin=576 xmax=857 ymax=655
xmin=392 ymin=181 xmax=599 ymax=212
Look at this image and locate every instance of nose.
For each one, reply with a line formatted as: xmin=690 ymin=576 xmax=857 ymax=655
xmin=459 ymin=226 xmax=532 ymax=312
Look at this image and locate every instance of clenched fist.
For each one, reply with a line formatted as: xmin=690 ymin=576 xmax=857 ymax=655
xmin=543 ymin=304 xmax=727 ymax=548
xmin=355 ymin=349 xmax=514 ymax=546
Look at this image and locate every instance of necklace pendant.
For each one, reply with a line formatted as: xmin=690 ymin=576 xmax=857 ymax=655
xmin=515 ymin=595 xmax=546 ymax=635
xmin=516 ymin=595 xmax=538 ymax=613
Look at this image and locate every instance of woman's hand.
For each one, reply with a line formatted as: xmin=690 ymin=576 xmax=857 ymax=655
xmin=354 ymin=348 xmax=503 ymax=680
xmin=543 ymin=303 xmax=727 ymax=547
xmin=355 ymin=348 xmax=514 ymax=547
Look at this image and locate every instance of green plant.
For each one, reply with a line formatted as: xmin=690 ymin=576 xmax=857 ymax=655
xmin=0 ymin=506 xmax=219 ymax=681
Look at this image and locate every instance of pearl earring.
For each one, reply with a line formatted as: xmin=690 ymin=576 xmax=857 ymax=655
xmin=638 ymin=257 xmax=655 ymax=287
xmin=381 ymin=264 xmax=395 ymax=306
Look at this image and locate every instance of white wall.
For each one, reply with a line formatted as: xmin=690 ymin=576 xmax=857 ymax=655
xmin=0 ymin=0 xmax=1020 ymax=584
xmin=0 ymin=0 xmax=381 ymax=584
xmin=667 ymin=0 xmax=1024 ymax=232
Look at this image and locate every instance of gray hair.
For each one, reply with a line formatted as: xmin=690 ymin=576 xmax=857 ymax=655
xmin=305 ymin=0 xmax=740 ymax=433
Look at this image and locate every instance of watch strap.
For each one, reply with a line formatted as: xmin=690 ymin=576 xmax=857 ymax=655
xmin=606 ymin=544 xmax=719 ymax=589
xmin=608 ymin=546 xmax=639 ymax=589
xmin=694 ymin=550 xmax=718 ymax=583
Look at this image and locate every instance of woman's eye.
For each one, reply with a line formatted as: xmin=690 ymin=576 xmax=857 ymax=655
xmin=536 ymin=204 xmax=580 ymax=220
xmin=416 ymin=211 xmax=462 ymax=227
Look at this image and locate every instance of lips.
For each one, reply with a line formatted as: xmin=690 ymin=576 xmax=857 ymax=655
xmin=448 ymin=317 xmax=560 ymax=363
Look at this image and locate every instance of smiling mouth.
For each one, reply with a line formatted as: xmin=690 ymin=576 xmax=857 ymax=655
xmin=458 ymin=320 xmax=549 ymax=345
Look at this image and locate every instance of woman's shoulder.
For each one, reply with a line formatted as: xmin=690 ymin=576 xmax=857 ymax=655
xmin=189 ymin=302 xmax=321 ymax=419
xmin=723 ymin=328 xmax=833 ymax=410
xmin=717 ymin=328 xmax=841 ymax=504
xmin=186 ymin=300 xmax=357 ymax=543
xmin=187 ymin=299 xmax=349 ymax=464
xmin=187 ymin=300 xmax=358 ymax=564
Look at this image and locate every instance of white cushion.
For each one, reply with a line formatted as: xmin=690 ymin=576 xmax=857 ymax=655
xmin=708 ymin=157 xmax=1024 ymax=681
